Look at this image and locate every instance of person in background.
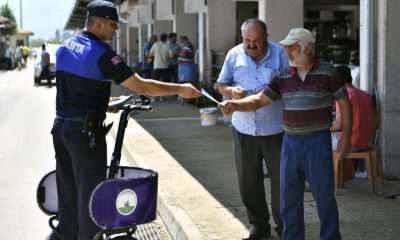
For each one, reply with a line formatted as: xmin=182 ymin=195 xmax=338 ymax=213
xmin=220 ymin=28 xmax=352 ymax=240
xmin=168 ymin=32 xmax=180 ymax=83
xmin=39 ymin=44 xmax=51 ymax=87
xmin=142 ymin=35 xmax=157 ymax=78
xmin=5 ymin=43 xmax=13 ymax=70
xmin=52 ymin=1 xmax=201 ymax=239
xmin=178 ymin=35 xmax=194 ymax=64
xmin=149 ymin=33 xmax=173 ymax=99
xmin=15 ymin=44 xmax=23 ymax=70
xmin=331 ymin=65 xmax=374 ymax=177
xmin=22 ymin=44 xmax=29 ymax=67
xmin=218 ymin=19 xmax=288 ymax=239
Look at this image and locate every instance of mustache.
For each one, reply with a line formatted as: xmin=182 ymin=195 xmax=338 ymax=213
xmin=247 ymin=45 xmax=258 ymax=51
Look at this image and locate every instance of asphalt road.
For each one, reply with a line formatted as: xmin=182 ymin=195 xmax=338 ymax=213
xmin=0 ymin=63 xmax=170 ymax=240
xmin=0 ymin=63 xmax=56 ymax=238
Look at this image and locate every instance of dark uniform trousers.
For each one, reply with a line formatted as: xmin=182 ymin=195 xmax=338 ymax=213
xmin=52 ymin=117 xmax=107 ymax=240
xmin=233 ymin=128 xmax=283 ymax=230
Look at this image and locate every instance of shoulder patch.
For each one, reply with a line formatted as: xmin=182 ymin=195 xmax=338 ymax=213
xmin=111 ymin=56 xmax=121 ymax=65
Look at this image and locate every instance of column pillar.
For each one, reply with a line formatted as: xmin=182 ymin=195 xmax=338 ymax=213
xmin=258 ymin=0 xmax=303 ymax=42
xmin=376 ymin=0 xmax=400 ymax=178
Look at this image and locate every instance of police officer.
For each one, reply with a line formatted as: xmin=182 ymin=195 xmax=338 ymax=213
xmin=52 ymin=1 xmax=201 ymax=239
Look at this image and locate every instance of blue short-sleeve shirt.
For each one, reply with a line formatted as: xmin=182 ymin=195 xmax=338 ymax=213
xmin=217 ymin=41 xmax=289 ymax=136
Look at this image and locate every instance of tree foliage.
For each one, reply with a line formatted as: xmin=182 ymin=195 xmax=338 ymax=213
xmin=0 ymin=4 xmax=17 ymax=36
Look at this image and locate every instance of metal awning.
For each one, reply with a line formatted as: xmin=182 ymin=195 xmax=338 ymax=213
xmin=0 ymin=15 xmax=16 ymax=29
xmin=65 ymin=0 xmax=91 ymax=30
xmin=18 ymin=28 xmax=34 ymax=36
xmin=64 ymin=0 xmax=127 ymax=30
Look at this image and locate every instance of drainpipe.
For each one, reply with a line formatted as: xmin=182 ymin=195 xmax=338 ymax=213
xmin=360 ymin=0 xmax=374 ymax=94
xmin=198 ymin=12 xmax=204 ymax=83
xmin=127 ymin=25 xmax=130 ymax=65
xmin=138 ymin=24 xmax=143 ymax=63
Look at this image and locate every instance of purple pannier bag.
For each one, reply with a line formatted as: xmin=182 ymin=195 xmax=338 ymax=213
xmin=89 ymin=166 xmax=158 ymax=229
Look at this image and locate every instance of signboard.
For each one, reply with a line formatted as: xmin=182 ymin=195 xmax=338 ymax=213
xmin=138 ymin=4 xmax=153 ymax=24
xmin=184 ymin=0 xmax=207 ymax=13
xmin=138 ymin=0 xmax=151 ymax=4
xmin=128 ymin=6 xmax=140 ymax=27
xmin=155 ymin=0 xmax=174 ymax=20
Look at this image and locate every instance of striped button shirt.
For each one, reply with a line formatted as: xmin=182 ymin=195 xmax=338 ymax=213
xmin=218 ymin=41 xmax=289 ymax=136
xmin=263 ymin=60 xmax=348 ymax=135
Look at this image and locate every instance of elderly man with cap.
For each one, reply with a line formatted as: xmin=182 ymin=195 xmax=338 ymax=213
xmin=51 ymin=0 xmax=201 ymax=239
xmin=220 ymin=28 xmax=352 ymax=240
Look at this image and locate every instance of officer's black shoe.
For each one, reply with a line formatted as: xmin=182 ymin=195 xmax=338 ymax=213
xmin=243 ymin=224 xmax=271 ymax=240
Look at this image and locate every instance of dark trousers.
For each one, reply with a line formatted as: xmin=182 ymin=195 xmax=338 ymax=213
xmin=152 ymin=68 xmax=170 ymax=82
xmin=169 ymin=64 xmax=178 ymax=83
xmin=233 ymin=128 xmax=283 ymax=230
xmin=40 ymin=66 xmax=51 ymax=86
xmin=52 ymin=118 xmax=107 ymax=240
xmin=142 ymin=68 xmax=153 ymax=79
xmin=6 ymin=57 xmax=12 ymax=70
xmin=280 ymin=131 xmax=341 ymax=240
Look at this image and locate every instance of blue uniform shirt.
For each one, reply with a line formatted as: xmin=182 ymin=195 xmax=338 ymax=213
xmin=217 ymin=41 xmax=289 ymax=136
xmin=56 ymin=31 xmax=134 ymax=118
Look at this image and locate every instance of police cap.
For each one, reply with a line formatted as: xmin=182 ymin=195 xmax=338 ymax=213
xmin=87 ymin=0 xmax=128 ymax=24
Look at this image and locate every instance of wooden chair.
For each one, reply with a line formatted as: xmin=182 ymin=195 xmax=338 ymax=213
xmin=333 ymin=147 xmax=383 ymax=196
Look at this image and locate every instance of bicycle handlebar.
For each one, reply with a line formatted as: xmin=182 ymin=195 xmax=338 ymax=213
xmin=108 ymin=95 xmax=152 ymax=111
xmin=131 ymin=105 xmax=153 ymax=112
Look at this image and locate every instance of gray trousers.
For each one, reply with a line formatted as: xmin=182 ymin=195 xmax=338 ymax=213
xmin=233 ymin=128 xmax=283 ymax=229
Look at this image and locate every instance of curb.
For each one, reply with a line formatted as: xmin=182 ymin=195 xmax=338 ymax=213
xmin=111 ymin=125 xmax=204 ymax=240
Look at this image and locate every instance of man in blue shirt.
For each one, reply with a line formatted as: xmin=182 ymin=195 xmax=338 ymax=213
xmin=52 ymin=1 xmax=201 ymax=239
xmin=168 ymin=32 xmax=181 ymax=83
xmin=217 ymin=19 xmax=288 ymax=240
xmin=142 ymin=34 xmax=157 ymax=78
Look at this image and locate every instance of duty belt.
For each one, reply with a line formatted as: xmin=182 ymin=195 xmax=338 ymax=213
xmin=55 ymin=115 xmax=84 ymax=122
xmin=55 ymin=115 xmax=109 ymax=149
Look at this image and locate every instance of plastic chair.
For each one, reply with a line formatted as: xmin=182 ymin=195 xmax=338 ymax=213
xmin=333 ymin=147 xmax=383 ymax=196
xmin=333 ymin=106 xmax=384 ymax=196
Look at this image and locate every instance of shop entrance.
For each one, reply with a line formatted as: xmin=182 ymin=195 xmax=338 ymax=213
xmin=304 ymin=1 xmax=360 ymax=66
xmin=235 ymin=1 xmax=258 ymax=45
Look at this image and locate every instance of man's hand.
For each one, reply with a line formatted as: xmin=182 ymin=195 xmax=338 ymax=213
xmin=107 ymin=97 xmax=120 ymax=113
xmin=231 ymin=86 xmax=247 ymax=99
xmin=219 ymin=100 xmax=236 ymax=115
xmin=337 ymin=137 xmax=351 ymax=159
xmin=178 ymin=83 xmax=202 ymax=99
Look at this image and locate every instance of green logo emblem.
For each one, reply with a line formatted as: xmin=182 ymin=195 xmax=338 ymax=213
xmin=116 ymin=189 xmax=137 ymax=216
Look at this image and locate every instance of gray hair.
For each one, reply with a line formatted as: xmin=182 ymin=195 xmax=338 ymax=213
xmin=298 ymin=40 xmax=315 ymax=54
xmin=241 ymin=19 xmax=267 ymax=37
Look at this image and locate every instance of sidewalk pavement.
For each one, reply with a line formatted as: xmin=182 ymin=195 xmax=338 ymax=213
xmin=107 ymin=96 xmax=400 ymax=240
